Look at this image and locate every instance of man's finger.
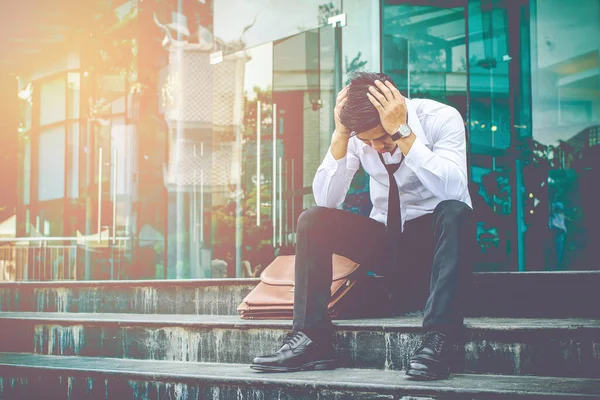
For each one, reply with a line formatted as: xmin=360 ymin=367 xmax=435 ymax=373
xmin=338 ymin=85 xmax=349 ymax=96
xmin=375 ymin=80 xmax=394 ymax=102
xmin=336 ymin=91 xmax=346 ymax=102
xmin=368 ymin=86 xmax=388 ymax=105
xmin=367 ymin=93 xmax=384 ymax=112
xmin=384 ymin=80 xmax=402 ymax=100
xmin=335 ymin=97 xmax=347 ymax=115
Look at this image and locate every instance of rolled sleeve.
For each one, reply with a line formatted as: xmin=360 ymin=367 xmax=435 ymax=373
xmin=313 ymin=146 xmax=359 ymax=208
xmin=404 ymin=136 xmax=434 ymax=172
xmin=319 ymin=148 xmax=348 ymax=173
xmin=402 ymin=110 xmax=469 ymax=201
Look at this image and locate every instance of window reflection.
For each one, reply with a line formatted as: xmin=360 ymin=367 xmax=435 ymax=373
xmin=40 ymin=78 xmax=66 ymax=126
xmin=38 ymin=126 xmax=65 ymax=202
xmin=67 ymin=73 xmax=80 ymax=120
xmin=213 ymin=0 xmax=341 ymax=54
xmin=342 ymin=0 xmax=380 ymax=77
xmin=526 ymin=0 xmax=600 ymax=271
xmin=6 ymin=0 xmax=600 ymax=282
xmin=208 ymin=44 xmax=275 ymax=278
xmin=383 ymin=3 xmax=467 ymax=106
xmin=467 ymin=3 xmax=514 ymax=271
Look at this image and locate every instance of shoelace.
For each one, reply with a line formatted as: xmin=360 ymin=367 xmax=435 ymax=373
xmin=282 ymin=330 xmax=305 ymax=347
xmin=420 ymin=331 xmax=445 ymax=354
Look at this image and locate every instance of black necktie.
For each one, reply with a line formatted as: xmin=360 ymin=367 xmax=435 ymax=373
xmin=378 ymin=153 xmax=403 ymax=273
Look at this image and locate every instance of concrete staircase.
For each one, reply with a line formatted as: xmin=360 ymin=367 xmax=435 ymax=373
xmin=0 ymin=273 xmax=599 ymax=399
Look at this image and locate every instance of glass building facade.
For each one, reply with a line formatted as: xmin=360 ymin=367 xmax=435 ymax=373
xmin=2 ymin=0 xmax=599 ymax=281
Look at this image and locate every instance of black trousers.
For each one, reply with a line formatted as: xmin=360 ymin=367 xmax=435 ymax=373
xmin=292 ymin=200 xmax=473 ymax=343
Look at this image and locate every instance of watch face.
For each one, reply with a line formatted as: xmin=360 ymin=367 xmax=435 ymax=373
xmin=399 ymin=124 xmax=412 ymax=136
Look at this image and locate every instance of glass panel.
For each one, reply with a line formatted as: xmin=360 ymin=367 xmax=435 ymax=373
xmin=467 ymin=0 xmax=516 ymax=271
xmin=40 ymin=77 xmax=66 ymax=126
xmin=274 ymin=29 xmax=321 ymax=212
xmin=10 ymin=8 xmax=343 ymax=281
xmin=67 ymin=123 xmax=79 ymax=198
xmin=23 ymin=140 xmax=31 ymax=205
xmin=18 ymin=78 xmax=32 ymax=133
xmin=110 ymin=118 xmax=135 ymax=235
xmin=526 ymin=0 xmax=600 ymax=271
xmin=342 ymin=0 xmax=381 ymax=76
xmin=38 ymin=126 xmax=65 ymax=201
xmin=383 ymin=2 xmax=467 ymax=109
xmin=25 ymin=209 xmax=30 ymax=236
xmin=319 ymin=25 xmax=336 ymax=162
xmin=340 ymin=1 xmax=380 ymax=216
xmin=214 ymin=0 xmax=341 ymax=55
xmin=83 ymin=112 xmax=133 ymax=280
xmin=206 ymin=43 xmax=274 ymax=278
xmin=96 ymin=74 xmax=126 ymax=115
xmin=382 ymin=2 xmax=472 ymax=221
xmin=274 ymin=27 xmax=338 ymax=257
xmin=67 ymin=72 xmax=80 ymax=120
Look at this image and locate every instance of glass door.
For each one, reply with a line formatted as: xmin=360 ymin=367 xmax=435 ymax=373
xmin=468 ymin=0 xmax=533 ymax=271
xmin=383 ymin=0 xmax=469 ymax=115
xmin=466 ymin=0 xmax=517 ymax=271
xmin=272 ymin=25 xmax=339 ymax=254
xmin=382 ymin=0 xmax=530 ymax=271
xmin=82 ymin=72 xmax=134 ymax=280
xmin=195 ymin=25 xmax=341 ymax=278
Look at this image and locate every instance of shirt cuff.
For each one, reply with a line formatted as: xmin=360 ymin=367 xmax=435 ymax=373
xmin=320 ymin=148 xmax=347 ymax=173
xmin=404 ymin=136 xmax=434 ymax=172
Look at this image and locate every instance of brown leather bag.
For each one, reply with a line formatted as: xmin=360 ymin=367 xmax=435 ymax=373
xmin=237 ymin=254 xmax=365 ymax=319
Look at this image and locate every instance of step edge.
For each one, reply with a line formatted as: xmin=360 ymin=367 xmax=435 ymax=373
xmin=0 ymin=354 xmax=598 ymax=397
xmin=0 ymin=278 xmax=260 ymax=288
xmin=0 ymin=313 xmax=598 ymax=332
xmin=1 ymin=271 xmax=598 ymax=288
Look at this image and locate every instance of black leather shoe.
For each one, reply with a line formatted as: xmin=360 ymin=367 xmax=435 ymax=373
xmin=406 ymin=331 xmax=450 ymax=380
xmin=251 ymin=330 xmax=337 ymax=372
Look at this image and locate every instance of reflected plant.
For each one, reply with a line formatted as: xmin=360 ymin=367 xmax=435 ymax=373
xmin=210 ymin=182 xmax=275 ymax=272
xmin=480 ymin=169 xmax=511 ymax=214
xmin=345 ymin=52 xmax=368 ymax=75
xmin=318 ymin=2 xmax=341 ymax=26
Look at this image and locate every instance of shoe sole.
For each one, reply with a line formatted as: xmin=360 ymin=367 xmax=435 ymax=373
xmin=250 ymin=359 xmax=337 ymax=373
xmin=405 ymin=368 xmax=450 ymax=381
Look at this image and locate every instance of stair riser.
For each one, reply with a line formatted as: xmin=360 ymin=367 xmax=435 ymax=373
xmin=0 ymin=372 xmax=578 ymax=400
xmin=2 ymin=323 xmax=598 ymax=378
xmin=1 ymin=272 xmax=599 ymax=317
xmin=0 ymin=284 xmax=254 ymax=314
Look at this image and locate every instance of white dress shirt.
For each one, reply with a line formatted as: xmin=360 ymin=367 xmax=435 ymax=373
xmin=313 ymin=98 xmax=472 ymax=231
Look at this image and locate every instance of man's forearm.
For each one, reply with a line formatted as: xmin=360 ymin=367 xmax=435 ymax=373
xmin=330 ymin=131 xmax=350 ymax=160
xmin=313 ymin=132 xmax=358 ymax=208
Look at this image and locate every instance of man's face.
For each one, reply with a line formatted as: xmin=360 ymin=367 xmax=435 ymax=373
xmin=355 ymin=124 xmax=397 ymax=154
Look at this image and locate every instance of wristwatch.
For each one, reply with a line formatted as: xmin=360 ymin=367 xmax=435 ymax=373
xmin=390 ymin=124 xmax=412 ymax=141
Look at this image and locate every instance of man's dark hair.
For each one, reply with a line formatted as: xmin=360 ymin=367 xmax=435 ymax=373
xmin=339 ymin=71 xmax=396 ymax=134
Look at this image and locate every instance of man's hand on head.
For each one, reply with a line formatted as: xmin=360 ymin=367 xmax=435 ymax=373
xmin=330 ymin=85 xmax=352 ymax=160
xmin=334 ymin=85 xmax=351 ymax=138
xmin=366 ymin=80 xmax=408 ymax=135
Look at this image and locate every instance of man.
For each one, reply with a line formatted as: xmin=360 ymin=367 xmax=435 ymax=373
xmin=251 ymin=72 xmax=473 ymax=380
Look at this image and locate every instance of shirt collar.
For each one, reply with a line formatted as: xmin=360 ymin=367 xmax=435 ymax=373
xmin=406 ymin=99 xmax=430 ymax=147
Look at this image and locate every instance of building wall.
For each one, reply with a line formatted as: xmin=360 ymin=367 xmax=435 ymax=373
xmin=4 ymin=0 xmax=599 ymax=280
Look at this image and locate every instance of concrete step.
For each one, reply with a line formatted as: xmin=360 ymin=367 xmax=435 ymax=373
xmin=0 ymin=279 xmax=257 ymax=315
xmin=0 ymin=353 xmax=599 ymax=399
xmin=1 ymin=272 xmax=599 ymax=317
xmin=1 ymin=312 xmax=598 ymax=378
